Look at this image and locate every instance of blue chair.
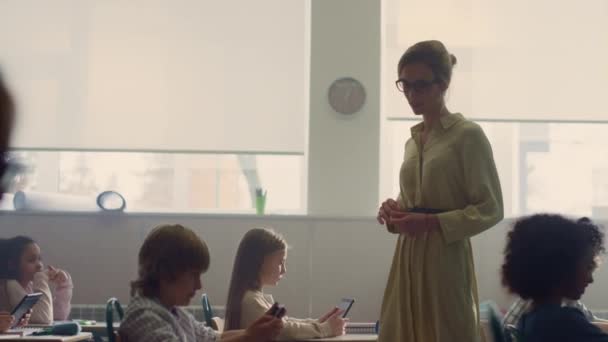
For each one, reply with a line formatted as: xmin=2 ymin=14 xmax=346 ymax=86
xmin=505 ymin=324 xmax=522 ymax=342
xmin=201 ymin=293 xmax=214 ymax=326
xmin=481 ymin=301 xmax=507 ymax=342
xmin=106 ymin=297 xmax=124 ymax=342
xmin=201 ymin=293 xmax=224 ymax=332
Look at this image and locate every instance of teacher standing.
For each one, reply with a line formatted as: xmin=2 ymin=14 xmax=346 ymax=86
xmin=376 ymin=40 xmax=504 ymax=342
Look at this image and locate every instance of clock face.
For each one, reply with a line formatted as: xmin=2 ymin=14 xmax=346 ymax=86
xmin=328 ymin=77 xmax=366 ymax=115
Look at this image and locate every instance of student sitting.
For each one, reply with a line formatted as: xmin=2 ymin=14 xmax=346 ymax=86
xmin=119 ymin=224 xmax=283 ymax=342
xmin=224 ymin=228 xmax=346 ymax=340
xmin=0 ymin=236 xmax=73 ymax=324
xmin=501 ymin=214 xmax=608 ymax=342
xmin=503 ymin=297 xmax=608 ymax=337
xmin=0 ymin=72 xmax=31 ymax=333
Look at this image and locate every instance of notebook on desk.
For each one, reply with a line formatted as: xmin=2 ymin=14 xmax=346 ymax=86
xmin=0 ymin=335 xmax=22 ymax=340
xmin=0 ymin=333 xmax=93 ymax=342
xmin=345 ymin=322 xmax=376 ymax=334
xmin=4 ymin=327 xmax=44 ymax=336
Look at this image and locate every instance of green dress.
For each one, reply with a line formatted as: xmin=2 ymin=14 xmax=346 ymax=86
xmin=379 ymin=113 xmax=504 ymax=342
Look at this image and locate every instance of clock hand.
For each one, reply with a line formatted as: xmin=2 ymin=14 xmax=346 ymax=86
xmin=344 ymin=87 xmax=353 ymax=103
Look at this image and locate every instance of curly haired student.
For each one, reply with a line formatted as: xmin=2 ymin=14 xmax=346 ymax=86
xmin=502 ymin=214 xmax=607 ymax=342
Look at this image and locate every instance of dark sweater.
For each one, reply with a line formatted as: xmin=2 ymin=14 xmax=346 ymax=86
xmin=519 ymin=303 xmax=608 ymax=342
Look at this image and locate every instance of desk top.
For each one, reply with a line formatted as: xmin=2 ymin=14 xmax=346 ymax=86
xmin=78 ymin=323 xmax=117 ymax=334
xmin=296 ymin=335 xmax=377 ymax=342
xmin=24 ymin=322 xmax=116 ymax=335
xmin=0 ymin=332 xmax=93 ymax=342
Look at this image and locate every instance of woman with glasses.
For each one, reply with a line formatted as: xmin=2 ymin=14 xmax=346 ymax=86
xmin=376 ymin=40 xmax=504 ymax=342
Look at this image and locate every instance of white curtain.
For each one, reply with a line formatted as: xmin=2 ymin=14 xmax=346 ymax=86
xmin=382 ymin=0 xmax=608 ymax=122
xmin=0 ymin=0 xmax=308 ymax=152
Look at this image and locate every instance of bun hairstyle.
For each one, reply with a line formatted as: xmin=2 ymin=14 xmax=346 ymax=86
xmin=397 ymin=40 xmax=457 ymax=87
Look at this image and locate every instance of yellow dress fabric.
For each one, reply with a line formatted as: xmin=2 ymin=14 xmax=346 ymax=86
xmin=378 ymin=113 xmax=504 ymax=342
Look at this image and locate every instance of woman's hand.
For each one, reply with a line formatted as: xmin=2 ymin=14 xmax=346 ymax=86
xmin=377 ymin=198 xmax=400 ymax=225
xmin=390 ymin=212 xmax=439 ymax=237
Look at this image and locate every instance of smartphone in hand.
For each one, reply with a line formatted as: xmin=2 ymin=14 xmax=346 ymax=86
xmin=267 ymin=302 xmax=286 ymax=318
xmin=336 ymin=298 xmax=355 ymax=318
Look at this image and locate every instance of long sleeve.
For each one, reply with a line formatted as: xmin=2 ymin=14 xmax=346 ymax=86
xmin=277 ymin=317 xmax=332 ymax=341
xmin=0 ymin=281 xmax=13 ymax=313
xmin=240 ymin=291 xmax=332 ymax=341
xmin=119 ymin=296 xmax=219 ymax=342
xmin=386 ymin=193 xmax=405 ymax=234
xmin=192 ymin=318 xmax=220 ymax=341
xmin=120 ymin=308 xmax=186 ymax=342
xmin=5 ymin=273 xmax=53 ymax=324
xmin=290 ymin=317 xmax=318 ymax=324
xmin=50 ymin=272 xmax=73 ymax=320
xmin=437 ymin=125 xmax=504 ymax=244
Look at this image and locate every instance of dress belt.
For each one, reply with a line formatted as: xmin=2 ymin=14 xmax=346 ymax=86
xmin=408 ymin=207 xmax=447 ymax=214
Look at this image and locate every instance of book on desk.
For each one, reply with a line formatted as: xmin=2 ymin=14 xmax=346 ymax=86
xmin=345 ymin=322 xmax=376 ymax=334
xmin=1 ymin=327 xmax=44 ymax=337
xmin=0 ymin=332 xmax=92 ymax=341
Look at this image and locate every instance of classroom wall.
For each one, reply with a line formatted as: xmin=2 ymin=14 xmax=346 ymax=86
xmin=3 ymin=212 xmax=607 ymax=321
xmin=3 ymin=0 xmax=607 ymax=321
xmin=307 ymin=0 xmax=381 ymax=217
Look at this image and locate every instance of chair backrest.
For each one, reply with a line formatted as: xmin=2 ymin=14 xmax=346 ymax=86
xmin=481 ymin=301 xmax=506 ymax=342
xmin=201 ymin=293 xmax=214 ymax=326
xmin=504 ymin=324 xmax=521 ymax=342
xmin=106 ymin=297 xmax=124 ymax=342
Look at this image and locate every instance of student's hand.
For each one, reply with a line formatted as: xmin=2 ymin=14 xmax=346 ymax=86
xmin=325 ymin=310 xmax=347 ymax=337
xmin=244 ymin=314 xmax=283 ymax=342
xmin=318 ymin=307 xmax=339 ymax=323
xmin=17 ymin=309 xmax=32 ymax=327
xmin=390 ymin=212 xmax=438 ymax=237
xmin=377 ymin=198 xmax=400 ymax=225
xmin=0 ymin=312 xmax=14 ymax=332
xmin=47 ymin=265 xmax=68 ymax=285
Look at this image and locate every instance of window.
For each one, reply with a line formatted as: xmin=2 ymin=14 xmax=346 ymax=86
xmin=0 ymin=1 xmax=310 ymax=214
xmin=382 ymin=120 xmax=608 ymax=218
xmin=5 ymin=151 xmax=304 ymax=214
xmin=381 ymin=0 xmax=608 ymax=218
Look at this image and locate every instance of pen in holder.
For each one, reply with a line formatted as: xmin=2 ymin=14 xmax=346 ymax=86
xmin=255 ymin=188 xmax=267 ymax=215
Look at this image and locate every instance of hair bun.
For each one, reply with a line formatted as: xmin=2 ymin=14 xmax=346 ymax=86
xmin=577 ymin=217 xmax=591 ymax=224
xmin=450 ymin=54 xmax=457 ymax=66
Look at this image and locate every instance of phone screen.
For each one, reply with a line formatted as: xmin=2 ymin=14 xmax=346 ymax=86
xmin=267 ymin=302 xmax=286 ymax=319
xmin=10 ymin=292 xmax=42 ymax=328
xmin=337 ymin=298 xmax=354 ymax=318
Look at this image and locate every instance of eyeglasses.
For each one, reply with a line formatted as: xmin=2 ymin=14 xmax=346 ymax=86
xmin=395 ymin=78 xmax=438 ymax=93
